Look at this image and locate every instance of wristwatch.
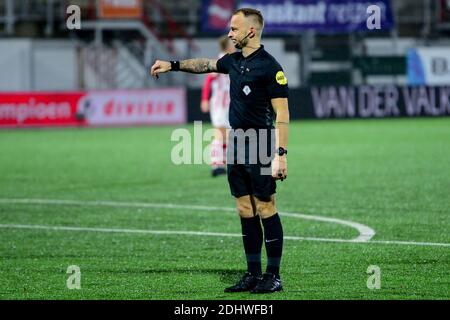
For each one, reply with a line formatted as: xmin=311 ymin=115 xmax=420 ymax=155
xmin=277 ymin=147 xmax=288 ymax=156
xmin=170 ymin=60 xmax=180 ymax=71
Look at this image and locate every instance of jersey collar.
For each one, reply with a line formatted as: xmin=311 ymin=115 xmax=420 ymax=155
xmin=242 ymin=45 xmax=264 ymax=60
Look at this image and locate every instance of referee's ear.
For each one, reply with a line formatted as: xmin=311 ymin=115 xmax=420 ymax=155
xmin=249 ymin=28 xmax=256 ymax=38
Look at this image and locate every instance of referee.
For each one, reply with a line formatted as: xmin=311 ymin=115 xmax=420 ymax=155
xmin=151 ymin=8 xmax=289 ymax=294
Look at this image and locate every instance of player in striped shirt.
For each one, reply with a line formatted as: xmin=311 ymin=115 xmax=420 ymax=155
xmin=200 ymin=36 xmax=236 ymax=177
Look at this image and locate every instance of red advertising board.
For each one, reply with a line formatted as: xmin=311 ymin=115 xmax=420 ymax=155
xmin=0 ymin=89 xmax=186 ymax=128
xmin=0 ymin=92 xmax=84 ymax=128
xmin=98 ymin=0 xmax=143 ymax=19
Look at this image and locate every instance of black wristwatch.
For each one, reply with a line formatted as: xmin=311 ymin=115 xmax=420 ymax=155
xmin=170 ymin=60 xmax=180 ymax=71
xmin=277 ymin=147 xmax=288 ymax=156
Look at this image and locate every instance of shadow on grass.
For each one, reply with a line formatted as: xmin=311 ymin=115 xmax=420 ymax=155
xmin=140 ymin=268 xmax=245 ymax=284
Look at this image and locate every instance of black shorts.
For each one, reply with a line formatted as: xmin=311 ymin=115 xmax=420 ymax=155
xmin=227 ymin=163 xmax=276 ymax=200
xmin=226 ymin=128 xmax=276 ymax=201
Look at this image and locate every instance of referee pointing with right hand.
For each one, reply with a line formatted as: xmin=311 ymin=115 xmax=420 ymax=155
xmin=151 ymin=8 xmax=290 ymax=294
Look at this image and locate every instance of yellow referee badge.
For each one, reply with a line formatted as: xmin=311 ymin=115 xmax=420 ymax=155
xmin=276 ymin=71 xmax=287 ymax=85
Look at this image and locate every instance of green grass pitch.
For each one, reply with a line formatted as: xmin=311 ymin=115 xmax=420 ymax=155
xmin=0 ymin=118 xmax=449 ymax=300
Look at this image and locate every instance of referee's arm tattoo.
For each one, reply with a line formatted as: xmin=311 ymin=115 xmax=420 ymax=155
xmin=179 ymin=59 xmax=218 ymax=73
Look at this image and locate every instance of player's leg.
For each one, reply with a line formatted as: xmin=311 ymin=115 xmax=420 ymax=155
xmin=250 ymin=167 xmax=284 ymax=293
xmin=216 ymin=126 xmax=227 ymax=143
xmin=251 ymin=194 xmax=284 ymax=293
xmin=210 ymin=127 xmax=226 ymax=176
xmin=236 ymin=195 xmax=263 ymax=276
xmin=217 ymin=126 xmax=228 ymax=166
xmin=224 ymin=165 xmax=263 ymax=293
xmin=256 ymin=195 xmax=283 ymax=272
xmin=210 ymin=106 xmax=229 ymax=177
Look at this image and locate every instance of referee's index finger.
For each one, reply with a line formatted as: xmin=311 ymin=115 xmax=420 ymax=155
xmin=152 ymin=60 xmax=161 ymax=70
xmin=150 ymin=65 xmax=159 ymax=79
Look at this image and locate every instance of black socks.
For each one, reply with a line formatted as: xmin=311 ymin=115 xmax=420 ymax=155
xmin=240 ymin=216 xmax=263 ymax=275
xmin=261 ymin=213 xmax=284 ymax=276
xmin=240 ymin=213 xmax=284 ymax=277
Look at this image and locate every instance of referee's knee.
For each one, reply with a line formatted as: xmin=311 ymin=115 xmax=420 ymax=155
xmin=255 ymin=195 xmax=277 ymax=219
xmin=235 ymin=196 xmax=255 ymax=218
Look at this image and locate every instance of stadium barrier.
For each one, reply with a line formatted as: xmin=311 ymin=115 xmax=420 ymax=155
xmin=1 ymin=85 xmax=448 ymax=128
xmin=187 ymin=85 xmax=450 ymax=121
xmin=0 ymin=88 xmax=186 ymax=128
xmin=408 ymin=47 xmax=450 ymax=85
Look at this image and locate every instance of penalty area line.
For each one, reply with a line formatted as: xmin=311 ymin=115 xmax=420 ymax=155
xmin=0 ymin=198 xmax=375 ymax=242
xmin=0 ymin=223 xmax=449 ymax=247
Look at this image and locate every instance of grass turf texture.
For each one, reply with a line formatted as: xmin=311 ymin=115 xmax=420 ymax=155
xmin=0 ymin=118 xmax=449 ymax=299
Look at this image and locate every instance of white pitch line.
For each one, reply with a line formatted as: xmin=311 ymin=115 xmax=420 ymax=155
xmin=0 ymin=223 xmax=449 ymax=247
xmin=281 ymin=211 xmax=374 ymax=242
xmin=0 ymin=198 xmax=375 ymax=242
xmin=0 ymin=224 xmax=241 ymax=238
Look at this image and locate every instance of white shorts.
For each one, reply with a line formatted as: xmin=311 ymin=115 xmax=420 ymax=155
xmin=210 ymin=105 xmax=230 ymax=128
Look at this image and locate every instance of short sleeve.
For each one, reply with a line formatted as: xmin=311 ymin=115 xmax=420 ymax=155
xmin=216 ymin=54 xmax=232 ymax=74
xmin=266 ymin=62 xmax=289 ymax=99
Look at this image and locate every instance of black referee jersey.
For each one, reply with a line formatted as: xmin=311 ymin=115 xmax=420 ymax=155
xmin=216 ymin=45 xmax=289 ymax=130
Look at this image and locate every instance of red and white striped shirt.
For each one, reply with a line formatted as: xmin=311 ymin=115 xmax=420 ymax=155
xmin=201 ymin=71 xmax=230 ymax=111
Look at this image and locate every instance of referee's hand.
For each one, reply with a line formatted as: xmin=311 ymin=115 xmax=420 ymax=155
xmin=150 ymin=60 xmax=171 ymax=79
xmin=272 ymin=156 xmax=287 ymax=181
